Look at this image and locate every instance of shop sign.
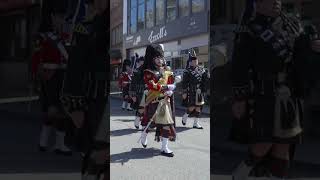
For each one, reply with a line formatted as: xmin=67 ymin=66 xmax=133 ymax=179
xmin=148 ymin=26 xmax=167 ymax=43
xmin=124 ymin=12 xmax=208 ymax=49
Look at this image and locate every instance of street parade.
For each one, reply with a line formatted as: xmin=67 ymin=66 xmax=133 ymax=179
xmin=117 ymin=44 xmax=210 ymax=158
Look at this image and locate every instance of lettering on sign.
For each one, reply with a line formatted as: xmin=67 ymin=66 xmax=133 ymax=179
xmin=126 ymin=36 xmax=133 ymax=41
xmin=148 ymin=26 xmax=167 ymax=43
xmin=133 ymin=36 xmax=141 ymax=46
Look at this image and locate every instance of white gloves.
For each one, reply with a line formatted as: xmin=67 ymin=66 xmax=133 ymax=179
xmin=167 ymin=84 xmax=176 ymax=91
xmin=165 ymin=91 xmax=174 ymax=97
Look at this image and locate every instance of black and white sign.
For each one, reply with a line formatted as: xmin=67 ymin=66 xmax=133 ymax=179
xmin=124 ymin=12 xmax=208 ymax=49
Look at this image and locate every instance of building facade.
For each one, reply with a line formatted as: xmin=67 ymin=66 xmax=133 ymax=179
xmin=0 ymin=0 xmax=41 ymax=98
xmin=123 ymin=0 xmax=210 ymax=70
xmin=110 ymin=0 xmax=124 ymax=81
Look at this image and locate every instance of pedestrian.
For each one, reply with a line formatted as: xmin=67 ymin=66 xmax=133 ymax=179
xmin=35 ymin=7 xmax=71 ymax=156
xmin=118 ymin=59 xmax=133 ymax=111
xmin=139 ymin=44 xmax=178 ymax=157
xmin=60 ymin=0 xmax=109 ymax=178
xmin=181 ymin=49 xmax=210 ymax=129
xmin=230 ymin=0 xmax=320 ymax=179
xmin=129 ymin=56 xmax=146 ymax=129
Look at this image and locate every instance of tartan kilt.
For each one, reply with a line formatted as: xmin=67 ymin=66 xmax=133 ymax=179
xmin=229 ymin=97 xmax=303 ymax=145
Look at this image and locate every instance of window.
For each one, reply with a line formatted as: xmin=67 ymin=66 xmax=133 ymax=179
xmin=130 ymin=0 xmax=137 ymax=34
xmin=167 ymin=0 xmax=177 ymax=22
xmin=137 ymin=0 xmax=145 ymax=31
xmin=192 ymin=0 xmax=205 ymax=13
xmin=113 ymin=24 xmax=123 ymax=45
xmin=179 ymin=0 xmax=189 ymax=17
xmin=111 ymin=29 xmax=116 ymax=45
xmin=156 ymin=0 xmax=165 ymax=25
xmin=146 ymin=0 xmax=155 ymax=28
xmin=119 ymin=24 xmax=123 ymax=43
xmin=116 ymin=27 xmax=120 ymax=44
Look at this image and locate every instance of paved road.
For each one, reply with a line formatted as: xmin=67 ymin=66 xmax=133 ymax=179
xmin=110 ymin=97 xmax=210 ymax=180
xmin=0 ymin=101 xmax=81 ymax=179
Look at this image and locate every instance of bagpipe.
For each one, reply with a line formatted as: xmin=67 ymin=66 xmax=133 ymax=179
xmin=138 ymin=72 xmax=182 ymax=143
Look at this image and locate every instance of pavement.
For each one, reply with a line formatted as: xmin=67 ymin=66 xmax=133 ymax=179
xmin=110 ymin=98 xmax=210 ymax=180
xmin=0 ymin=101 xmax=81 ymax=179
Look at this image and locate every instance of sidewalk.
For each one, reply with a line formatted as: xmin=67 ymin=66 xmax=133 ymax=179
xmin=110 ymin=92 xmax=210 ymax=115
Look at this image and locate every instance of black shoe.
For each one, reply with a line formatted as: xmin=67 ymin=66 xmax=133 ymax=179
xmin=161 ymin=151 xmax=174 ymax=157
xmin=54 ymin=149 xmax=72 ymax=156
xmin=141 ymin=143 xmax=147 ymax=148
xmin=193 ymin=126 xmax=203 ymax=129
xmin=135 ymin=126 xmax=139 ymax=129
xmin=182 ymin=121 xmax=186 ymax=126
xmin=39 ymin=145 xmax=47 ymax=152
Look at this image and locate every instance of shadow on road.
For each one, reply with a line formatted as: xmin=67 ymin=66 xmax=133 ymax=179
xmin=110 ymin=126 xmax=193 ymax=137
xmin=111 ymin=128 xmax=139 ymax=137
xmin=175 ymin=126 xmax=194 ymax=133
xmin=113 ymin=119 xmax=135 ymax=123
xmin=111 ymin=148 xmax=160 ymax=164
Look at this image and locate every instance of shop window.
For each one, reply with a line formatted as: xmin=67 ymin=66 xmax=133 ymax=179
xmin=146 ymin=0 xmax=155 ymax=28
xmin=156 ymin=0 xmax=165 ymax=25
xmin=192 ymin=0 xmax=205 ymax=14
xmin=129 ymin=0 xmax=137 ymax=34
xmin=179 ymin=0 xmax=189 ymax=17
xmin=137 ymin=0 xmax=145 ymax=31
xmin=167 ymin=0 xmax=177 ymax=22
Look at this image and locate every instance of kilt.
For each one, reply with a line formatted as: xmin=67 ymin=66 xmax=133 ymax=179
xmin=122 ymin=86 xmax=130 ymax=99
xmin=229 ymin=96 xmax=303 ymax=144
xmin=39 ymin=69 xmax=65 ymax=112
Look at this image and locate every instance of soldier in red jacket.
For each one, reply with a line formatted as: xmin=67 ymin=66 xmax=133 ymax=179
xmin=139 ymin=44 xmax=178 ymax=157
xmin=118 ymin=59 xmax=133 ymax=111
xmin=33 ymin=10 xmax=71 ymax=156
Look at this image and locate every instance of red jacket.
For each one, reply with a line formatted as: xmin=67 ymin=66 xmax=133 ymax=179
xmin=31 ymin=32 xmax=68 ymax=77
xmin=143 ymin=69 xmax=174 ymax=93
xmin=118 ymin=72 xmax=132 ymax=88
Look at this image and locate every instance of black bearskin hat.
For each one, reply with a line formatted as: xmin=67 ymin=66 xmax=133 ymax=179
xmin=122 ymin=59 xmax=131 ymax=72
xmin=143 ymin=44 xmax=164 ymax=71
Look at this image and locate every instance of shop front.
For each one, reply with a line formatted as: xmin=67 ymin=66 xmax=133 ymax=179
xmin=124 ymin=11 xmax=209 ymax=71
xmin=0 ymin=1 xmax=40 ymax=98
